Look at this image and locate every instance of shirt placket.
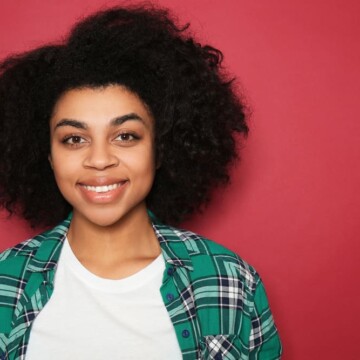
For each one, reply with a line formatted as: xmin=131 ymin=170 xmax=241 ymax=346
xmin=160 ymin=262 xmax=202 ymax=360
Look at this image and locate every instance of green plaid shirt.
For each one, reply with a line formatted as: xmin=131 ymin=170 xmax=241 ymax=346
xmin=0 ymin=213 xmax=282 ymax=360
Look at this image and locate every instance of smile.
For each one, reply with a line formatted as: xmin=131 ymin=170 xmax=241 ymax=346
xmin=80 ymin=182 xmax=125 ymax=193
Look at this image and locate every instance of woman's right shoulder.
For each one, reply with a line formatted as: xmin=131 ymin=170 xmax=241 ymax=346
xmin=0 ymin=237 xmax=41 ymax=264
xmin=0 ymin=222 xmax=68 ymax=275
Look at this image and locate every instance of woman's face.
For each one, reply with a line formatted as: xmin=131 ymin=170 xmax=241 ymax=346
xmin=48 ymin=85 xmax=156 ymax=227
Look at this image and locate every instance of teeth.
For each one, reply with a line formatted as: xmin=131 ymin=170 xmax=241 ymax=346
xmin=82 ymin=183 xmax=122 ymax=193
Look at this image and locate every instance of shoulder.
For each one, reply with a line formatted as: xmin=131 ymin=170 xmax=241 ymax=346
xmin=0 ymin=227 xmax=54 ymax=261
xmin=156 ymin=223 xmax=260 ymax=292
xmin=0 ymin=228 xmax=54 ymax=273
xmin=187 ymin=228 xmax=258 ymax=289
xmin=0 ymin=215 xmax=70 ymax=271
xmin=0 ymin=237 xmax=40 ymax=262
xmin=0 ymin=235 xmax=44 ymax=278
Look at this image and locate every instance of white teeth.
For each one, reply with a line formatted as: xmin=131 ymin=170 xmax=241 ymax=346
xmin=82 ymin=183 xmax=122 ymax=193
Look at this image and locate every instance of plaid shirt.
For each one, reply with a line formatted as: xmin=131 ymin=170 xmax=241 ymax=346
xmin=0 ymin=213 xmax=282 ymax=360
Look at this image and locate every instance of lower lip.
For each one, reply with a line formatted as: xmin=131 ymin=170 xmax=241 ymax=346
xmin=77 ymin=182 xmax=128 ymax=204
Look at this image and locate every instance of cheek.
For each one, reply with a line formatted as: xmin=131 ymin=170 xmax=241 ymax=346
xmin=51 ymin=150 xmax=78 ymax=182
xmin=125 ymin=144 xmax=156 ymax=172
xmin=124 ymin=151 xmax=156 ymax=193
xmin=126 ymin=157 xmax=155 ymax=181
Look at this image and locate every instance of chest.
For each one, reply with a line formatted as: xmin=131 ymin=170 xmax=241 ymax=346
xmin=25 ymin=259 xmax=182 ymax=360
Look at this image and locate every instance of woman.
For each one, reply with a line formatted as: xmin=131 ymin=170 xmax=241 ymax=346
xmin=0 ymin=5 xmax=282 ymax=360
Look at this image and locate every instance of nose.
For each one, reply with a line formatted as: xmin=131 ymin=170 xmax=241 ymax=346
xmin=83 ymin=141 xmax=119 ymax=170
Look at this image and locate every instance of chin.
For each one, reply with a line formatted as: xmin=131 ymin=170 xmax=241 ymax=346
xmin=86 ymin=212 xmax=126 ymax=228
xmin=91 ymin=217 xmax=120 ymax=228
xmin=78 ymin=203 xmax=146 ymax=228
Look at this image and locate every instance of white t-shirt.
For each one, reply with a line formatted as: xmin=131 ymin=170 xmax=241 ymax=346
xmin=26 ymin=237 xmax=182 ymax=359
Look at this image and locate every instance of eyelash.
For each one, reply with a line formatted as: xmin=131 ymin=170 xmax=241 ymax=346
xmin=61 ymin=132 xmax=140 ymax=147
xmin=61 ymin=135 xmax=85 ymax=146
xmin=115 ymin=132 xmax=140 ymax=142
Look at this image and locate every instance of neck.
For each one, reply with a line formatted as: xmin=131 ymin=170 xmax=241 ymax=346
xmin=66 ymin=206 xmax=161 ymax=279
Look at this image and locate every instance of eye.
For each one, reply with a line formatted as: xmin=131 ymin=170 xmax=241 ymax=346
xmin=62 ymin=135 xmax=86 ymax=146
xmin=115 ymin=132 xmax=139 ymax=142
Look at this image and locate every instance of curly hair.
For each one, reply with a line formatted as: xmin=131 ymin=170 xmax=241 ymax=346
xmin=0 ymin=4 xmax=248 ymax=228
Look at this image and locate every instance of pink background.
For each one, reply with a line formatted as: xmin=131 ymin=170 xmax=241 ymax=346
xmin=1 ymin=1 xmax=359 ymax=359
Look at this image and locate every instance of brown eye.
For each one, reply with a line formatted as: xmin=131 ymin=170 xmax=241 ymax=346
xmin=62 ymin=135 xmax=86 ymax=145
xmin=70 ymin=136 xmax=82 ymax=143
xmin=115 ymin=133 xmax=139 ymax=142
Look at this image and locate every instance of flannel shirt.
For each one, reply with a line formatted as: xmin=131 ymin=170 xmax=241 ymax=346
xmin=0 ymin=213 xmax=282 ymax=360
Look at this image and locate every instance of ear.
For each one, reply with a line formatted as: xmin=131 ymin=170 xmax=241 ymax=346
xmin=48 ymin=154 xmax=53 ymax=169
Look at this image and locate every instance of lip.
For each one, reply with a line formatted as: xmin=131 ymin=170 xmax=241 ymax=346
xmin=77 ymin=179 xmax=128 ymax=204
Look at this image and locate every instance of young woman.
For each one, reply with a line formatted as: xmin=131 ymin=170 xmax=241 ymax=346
xmin=0 ymin=5 xmax=282 ymax=360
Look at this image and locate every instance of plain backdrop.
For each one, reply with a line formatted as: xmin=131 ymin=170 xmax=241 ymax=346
xmin=0 ymin=1 xmax=359 ymax=359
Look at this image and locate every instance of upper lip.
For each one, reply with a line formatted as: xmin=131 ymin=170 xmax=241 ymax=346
xmin=78 ymin=177 xmax=127 ymax=187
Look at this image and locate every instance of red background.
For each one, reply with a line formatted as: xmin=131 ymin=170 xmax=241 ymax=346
xmin=1 ymin=1 xmax=359 ymax=359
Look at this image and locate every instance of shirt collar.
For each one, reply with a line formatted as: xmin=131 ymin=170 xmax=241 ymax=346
xmin=28 ymin=211 xmax=193 ymax=273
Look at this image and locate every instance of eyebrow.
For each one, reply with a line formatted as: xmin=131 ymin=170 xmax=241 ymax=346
xmin=53 ymin=113 xmax=144 ymax=131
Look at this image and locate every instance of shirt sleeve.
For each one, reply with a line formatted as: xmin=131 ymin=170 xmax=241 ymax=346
xmin=249 ymin=278 xmax=282 ymax=360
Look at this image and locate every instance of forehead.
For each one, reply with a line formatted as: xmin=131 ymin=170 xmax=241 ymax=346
xmin=51 ymin=85 xmax=153 ymax=126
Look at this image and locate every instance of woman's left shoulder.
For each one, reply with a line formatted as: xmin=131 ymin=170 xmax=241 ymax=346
xmin=161 ymin=224 xmax=260 ymax=288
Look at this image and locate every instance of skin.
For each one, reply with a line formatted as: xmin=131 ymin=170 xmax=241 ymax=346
xmin=48 ymin=85 xmax=161 ymax=279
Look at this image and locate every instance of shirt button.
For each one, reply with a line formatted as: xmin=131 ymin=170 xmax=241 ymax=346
xmin=182 ymin=329 xmax=190 ymax=338
xmin=167 ymin=267 xmax=175 ymax=276
xmin=166 ymin=293 xmax=174 ymax=302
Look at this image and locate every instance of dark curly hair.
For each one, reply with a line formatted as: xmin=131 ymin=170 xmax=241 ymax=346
xmin=0 ymin=4 xmax=248 ymax=228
